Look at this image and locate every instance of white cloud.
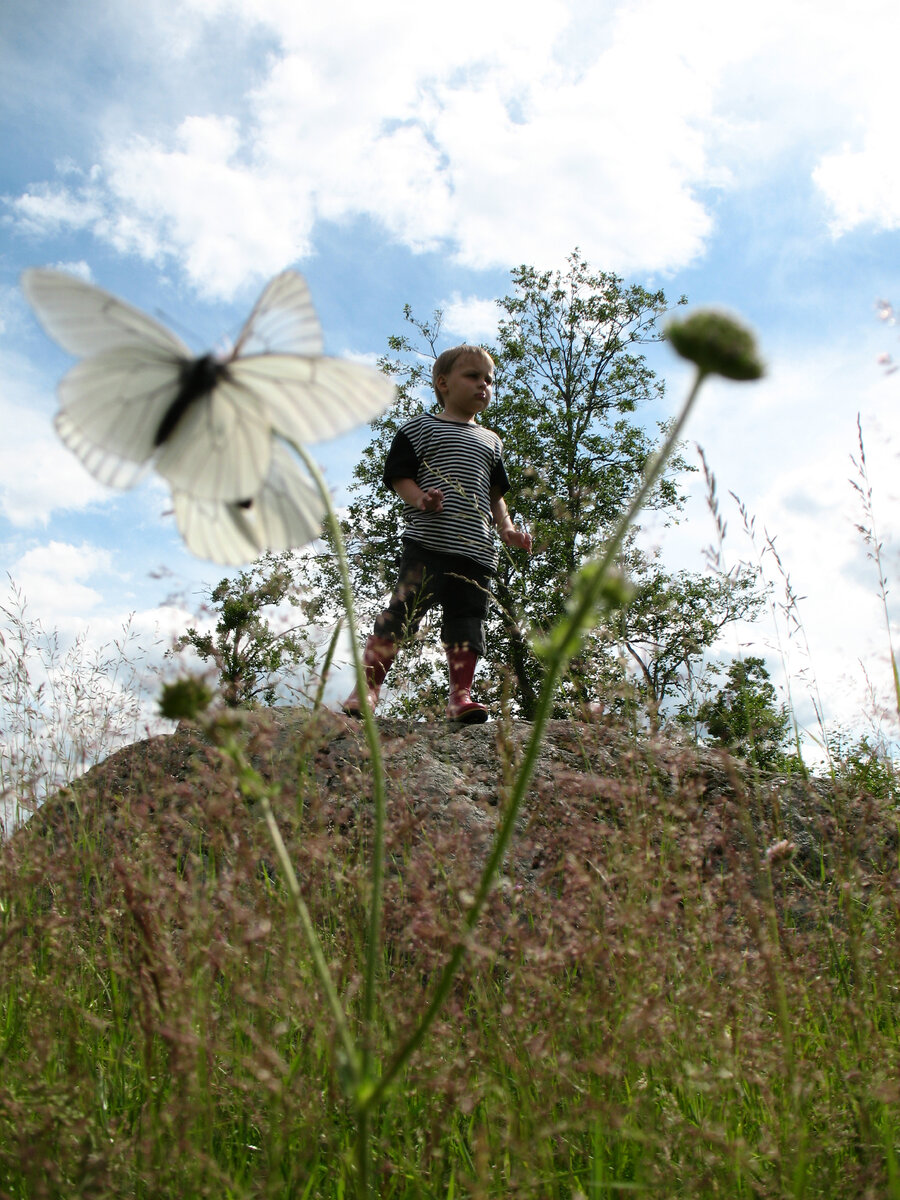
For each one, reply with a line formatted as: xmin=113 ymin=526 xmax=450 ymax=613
xmin=7 ymin=0 xmax=900 ymax=298
xmin=7 ymin=183 xmax=104 ymax=237
xmin=50 ymin=259 xmax=93 ymax=280
xmin=814 ymin=130 xmax=900 ymax=236
xmin=15 ymin=540 xmax=113 ymax=580
xmin=9 ymin=540 xmax=113 ymax=624
xmin=0 ymin=0 xmax=727 ymax=298
xmin=99 ymin=116 xmax=317 ymax=295
xmin=0 ymin=352 xmax=111 ymax=526
xmin=803 ymin=4 xmax=900 ymax=234
xmin=439 ymin=294 xmax=500 ymax=342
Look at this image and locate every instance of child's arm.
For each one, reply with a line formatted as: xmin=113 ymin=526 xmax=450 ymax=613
xmin=490 ymin=488 xmax=532 ymax=552
xmin=392 ymin=477 xmax=444 ymax=512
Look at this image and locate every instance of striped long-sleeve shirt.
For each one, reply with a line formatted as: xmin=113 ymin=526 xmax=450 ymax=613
xmin=383 ymin=413 xmax=510 ymax=572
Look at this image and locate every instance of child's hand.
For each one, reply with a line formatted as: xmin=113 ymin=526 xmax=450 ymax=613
xmin=417 ymin=487 xmax=444 ymax=513
xmin=501 ymin=526 xmax=533 ymax=553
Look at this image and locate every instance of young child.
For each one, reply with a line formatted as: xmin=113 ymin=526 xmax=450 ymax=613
xmin=341 ymin=344 xmax=532 ymax=723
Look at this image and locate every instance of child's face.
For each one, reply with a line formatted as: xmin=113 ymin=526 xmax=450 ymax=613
xmin=436 ymin=353 xmax=494 ymax=421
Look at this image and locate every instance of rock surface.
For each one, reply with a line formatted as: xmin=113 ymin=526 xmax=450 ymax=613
xmin=28 ymin=708 xmax=898 ymax=888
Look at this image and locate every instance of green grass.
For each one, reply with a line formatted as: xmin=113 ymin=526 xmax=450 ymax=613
xmin=2 ymin=345 xmax=898 ymax=1198
xmin=1 ymin=714 xmax=898 ymax=1198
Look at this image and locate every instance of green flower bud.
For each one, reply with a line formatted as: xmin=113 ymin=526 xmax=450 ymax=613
xmin=666 ymin=310 xmax=764 ymax=381
xmin=159 ymin=676 xmax=213 ymax=721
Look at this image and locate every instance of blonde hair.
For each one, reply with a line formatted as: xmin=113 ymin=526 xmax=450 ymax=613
xmin=431 ymin=344 xmax=494 ymax=405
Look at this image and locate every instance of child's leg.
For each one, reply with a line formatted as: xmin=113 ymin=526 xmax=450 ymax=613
xmin=439 ymin=562 xmax=491 ymax=724
xmin=445 ymin=645 xmax=488 ymax=723
xmin=341 ymin=548 xmax=436 ymax=716
xmin=340 ymin=634 xmax=399 ymax=717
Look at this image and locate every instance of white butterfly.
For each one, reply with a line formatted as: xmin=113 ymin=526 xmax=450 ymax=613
xmin=20 ymin=267 xmax=396 ymax=523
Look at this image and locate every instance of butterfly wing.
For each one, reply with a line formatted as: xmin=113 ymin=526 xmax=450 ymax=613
xmin=229 ymin=355 xmax=396 ymax=445
xmin=56 ymin=346 xmax=185 ymax=476
xmin=55 ymin=411 xmax=152 ymax=491
xmin=21 ymin=268 xmax=190 ymax=358
xmin=232 ymin=270 xmax=324 ymax=358
xmin=172 ymin=441 xmax=325 ymax=564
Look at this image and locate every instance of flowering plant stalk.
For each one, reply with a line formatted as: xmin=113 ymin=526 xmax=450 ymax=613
xmin=168 ymin=442 xmax=389 ymax=1195
xmin=236 ymin=441 xmax=391 ymax=1195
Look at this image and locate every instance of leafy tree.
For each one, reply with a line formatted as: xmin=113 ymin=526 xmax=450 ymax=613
xmin=174 ymin=553 xmax=315 ymax=707
xmin=693 ymin=655 xmax=793 ymax=770
xmin=613 ymin=556 xmax=767 ymax=730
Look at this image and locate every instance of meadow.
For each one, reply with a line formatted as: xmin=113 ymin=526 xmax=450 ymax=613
xmin=1 ymin=657 xmax=898 ymax=1199
xmin=1 ymin=314 xmax=898 ymax=1198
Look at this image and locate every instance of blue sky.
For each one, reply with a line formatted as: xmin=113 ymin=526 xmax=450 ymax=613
xmin=2 ymin=0 xmax=899 ymax=751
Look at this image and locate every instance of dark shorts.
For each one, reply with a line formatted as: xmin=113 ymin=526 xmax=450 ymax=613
xmin=374 ymin=541 xmax=492 ymax=657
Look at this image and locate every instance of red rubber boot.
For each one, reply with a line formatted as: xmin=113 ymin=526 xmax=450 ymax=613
xmin=445 ymin=647 xmax=489 ymax=724
xmin=341 ymin=636 xmax=397 ymax=717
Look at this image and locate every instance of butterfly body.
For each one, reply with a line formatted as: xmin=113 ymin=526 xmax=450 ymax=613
xmin=154 ymin=353 xmax=228 ymax=447
xmin=22 ymin=267 xmax=397 ymax=562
